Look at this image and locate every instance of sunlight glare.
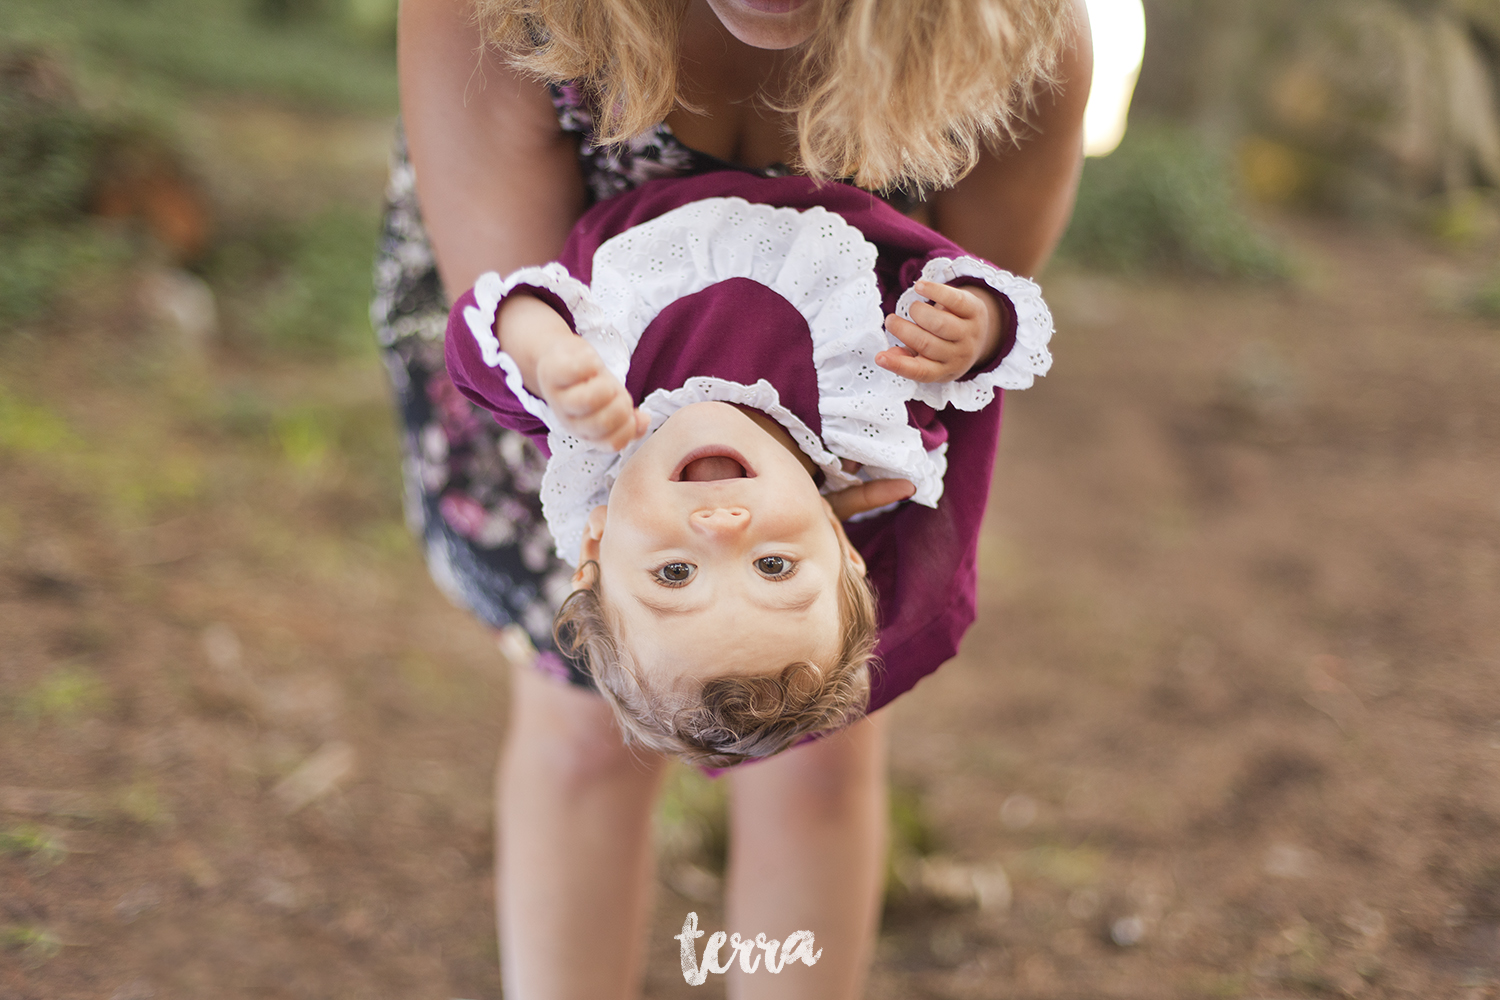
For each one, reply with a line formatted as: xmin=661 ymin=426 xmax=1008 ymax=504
xmin=1083 ymin=0 xmax=1147 ymax=157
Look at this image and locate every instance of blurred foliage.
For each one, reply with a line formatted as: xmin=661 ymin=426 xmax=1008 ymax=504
xmin=1136 ymin=0 xmax=1500 ymax=208
xmin=656 ymin=764 xmax=730 ymax=875
xmin=2 ymin=0 xmax=395 ymax=332
xmin=882 ymin=780 xmax=936 ymax=909
xmin=1 ymin=0 xmax=396 ymax=112
xmin=888 ymin=781 xmax=935 ymax=859
xmin=0 ymin=384 xmax=81 ymax=454
xmin=1012 ymin=842 xmax=1107 ymax=890
xmin=12 ymin=664 xmax=111 ymax=724
xmin=0 ymin=825 xmax=68 ymax=869
xmin=0 ymin=72 xmax=135 ymax=325
xmin=117 ymin=777 xmax=171 ymax=827
xmin=2 ymin=31 xmax=382 ymax=352
xmin=0 ymin=88 xmax=97 ymax=230
xmin=206 ymin=208 xmax=381 ymax=356
xmin=1473 ymin=274 xmax=1500 ymax=319
xmin=0 ymin=924 xmax=62 ymax=967
xmin=1060 ymin=122 xmax=1292 ymax=279
xmin=0 ymin=225 xmax=130 ymax=326
xmin=257 ymin=208 xmax=380 ymax=355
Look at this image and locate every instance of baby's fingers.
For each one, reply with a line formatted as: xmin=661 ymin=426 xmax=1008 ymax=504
xmin=885 ymin=314 xmax=962 ymax=360
xmin=874 ymin=344 xmax=955 ymax=384
xmin=594 ymin=406 xmax=649 ymax=452
xmin=552 ymin=370 xmax=624 ymax=419
xmin=568 ymin=391 xmax=646 ymax=451
xmin=536 ymin=338 xmax=605 ymax=392
xmin=907 ymin=298 xmax=979 ymax=345
xmin=913 ymin=279 xmax=982 ymax=319
xmin=876 ymin=313 xmax=960 ymax=367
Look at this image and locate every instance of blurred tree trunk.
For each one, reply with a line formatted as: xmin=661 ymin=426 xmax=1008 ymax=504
xmin=1133 ymin=0 xmax=1500 ymax=206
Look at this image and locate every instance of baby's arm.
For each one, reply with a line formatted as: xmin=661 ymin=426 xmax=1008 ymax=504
xmin=496 ymin=294 xmax=648 ymax=451
xmin=876 ymin=280 xmax=1005 ymax=384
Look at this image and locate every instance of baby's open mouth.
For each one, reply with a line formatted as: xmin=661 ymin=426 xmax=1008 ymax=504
xmin=672 ymin=446 xmax=755 ymax=482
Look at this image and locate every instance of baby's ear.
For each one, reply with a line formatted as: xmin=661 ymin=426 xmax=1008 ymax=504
xmin=572 ymin=505 xmax=608 ymax=590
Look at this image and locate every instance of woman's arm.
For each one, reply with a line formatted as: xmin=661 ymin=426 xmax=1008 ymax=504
xmin=398 ymin=0 xmax=587 ymax=295
xmin=927 ymin=0 xmax=1093 ymax=278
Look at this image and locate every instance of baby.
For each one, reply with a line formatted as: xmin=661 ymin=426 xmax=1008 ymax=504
xmin=446 ymin=171 xmax=1053 ymax=765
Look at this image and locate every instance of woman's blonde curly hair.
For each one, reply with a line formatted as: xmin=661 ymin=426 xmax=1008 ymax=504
xmin=554 ymin=550 xmax=879 ymax=767
xmin=477 ymin=0 xmax=1077 ymax=192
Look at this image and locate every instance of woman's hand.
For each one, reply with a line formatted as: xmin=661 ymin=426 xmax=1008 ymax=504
xmin=824 ymin=459 xmax=915 ymax=521
xmin=876 ymin=281 xmax=1003 ymax=383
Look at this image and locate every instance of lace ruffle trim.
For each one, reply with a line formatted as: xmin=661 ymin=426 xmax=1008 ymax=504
xmin=893 ymin=256 xmax=1055 ymax=411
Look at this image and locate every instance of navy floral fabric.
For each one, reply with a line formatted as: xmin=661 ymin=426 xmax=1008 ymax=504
xmin=372 ymin=127 xmax=579 ymax=680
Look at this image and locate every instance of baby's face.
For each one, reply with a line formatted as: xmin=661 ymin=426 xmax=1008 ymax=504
xmin=584 ymin=402 xmax=851 ymax=685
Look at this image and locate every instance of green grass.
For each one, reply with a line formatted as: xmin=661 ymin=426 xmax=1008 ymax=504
xmin=0 ymin=924 xmax=62 ymax=967
xmin=2 ymin=44 xmax=383 ymax=350
xmin=1061 ymin=121 xmax=1291 ymax=280
xmin=217 ymin=207 xmax=383 ymax=356
xmin=2 ymin=0 xmax=396 ymax=114
xmin=0 ymin=88 xmax=137 ymax=326
xmin=12 ymin=664 xmax=111 ymax=723
xmin=0 ymin=386 xmax=80 ymax=454
xmin=655 ymin=764 xmax=730 ymax=874
xmin=0 ymin=224 xmax=131 ymax=327
xmin=2 ymin=0 xmax=394 ymax=330
xmin=1472 ymin=273 xmax=1500 ymax=321
xmin=0 ymin=825 xmax=67 ymax=868
xmin=0 ymin=91 xmax=100 ymax=230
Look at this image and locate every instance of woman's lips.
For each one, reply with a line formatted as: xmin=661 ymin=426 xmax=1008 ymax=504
xmin=671 ymin=446 xmax=756 ymax=482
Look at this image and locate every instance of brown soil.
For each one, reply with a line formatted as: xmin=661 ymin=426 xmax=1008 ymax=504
xmin=3 ymin=115 xmax=1499 ymax=998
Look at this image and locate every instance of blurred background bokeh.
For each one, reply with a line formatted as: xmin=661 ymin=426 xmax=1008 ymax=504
xmin=2 ymin=1 xmax=1498 ymax=997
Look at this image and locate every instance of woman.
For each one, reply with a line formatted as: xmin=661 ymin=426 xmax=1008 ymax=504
xmin=386 ymin=1 xmax=1091 ymax=996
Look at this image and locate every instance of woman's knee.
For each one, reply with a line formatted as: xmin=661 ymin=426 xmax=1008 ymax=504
xmin=734 ymin=714 xmax=888 ymax=822
xmin=504 ymin=666 xmax=664 ymax=789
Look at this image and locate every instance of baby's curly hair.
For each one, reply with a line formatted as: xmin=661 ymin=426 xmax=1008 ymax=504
xmin=554 ymin=551 xmax=878 ymax=768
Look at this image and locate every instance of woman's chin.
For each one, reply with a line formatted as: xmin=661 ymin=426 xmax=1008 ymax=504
xmin=704 ymin=0 xmax=818 ymax=49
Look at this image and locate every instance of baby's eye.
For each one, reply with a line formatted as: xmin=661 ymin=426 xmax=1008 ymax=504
xmin=654 ymin=562 xmax=695 ymax=586
xmin=755 ymin=556 xmax=795 ymax=579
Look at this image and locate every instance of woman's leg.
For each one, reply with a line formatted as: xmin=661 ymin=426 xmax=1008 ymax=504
xmin=723 ymin=712 xmax=890 ymax=1000
xmin=497 ymin=663 xmax=669 ymax=999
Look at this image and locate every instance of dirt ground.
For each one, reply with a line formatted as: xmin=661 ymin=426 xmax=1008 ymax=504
xmin=3 ymin=107 xmax=1500 ymax=999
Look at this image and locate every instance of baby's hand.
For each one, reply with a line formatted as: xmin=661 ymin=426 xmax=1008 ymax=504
xmin=535 ymin=337 xmax=649 ymax=451
xmin=877 ymin=281 xmax=1002 ymax=384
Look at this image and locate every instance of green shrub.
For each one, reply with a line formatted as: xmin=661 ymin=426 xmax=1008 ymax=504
xmin=0 ymin=92 xmax=99 ymax=231
xmin=0 ymin=225 xmax=128 ymax=326
xmin=0 ymin=82 xmax=134 ymax=326
xmin=1060 ymin=122 xmax=1291 ymax=280
xmin=2 ymin=0 xmax=396 ymax=112
xmin=207 ymin=207 xmax=380 ymax=355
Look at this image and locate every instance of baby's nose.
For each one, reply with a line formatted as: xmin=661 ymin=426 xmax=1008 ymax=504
xmin=691 ymin=507 xmax=751 ymax=535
